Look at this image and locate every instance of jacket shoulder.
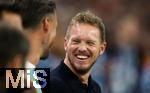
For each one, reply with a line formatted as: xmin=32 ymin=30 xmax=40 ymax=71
xmin=50 ymin=75 xmax=70 ymax=93
xmin=91 ymin=79 xmax=102 ymax=93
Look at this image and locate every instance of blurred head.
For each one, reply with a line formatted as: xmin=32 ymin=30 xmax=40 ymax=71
xmin=114 ymin=14 xmax=140 ymax=46
xmin=18 ymin=0 xmax=57 ymax=59
xmin=0 ymin=2 xmax=22 ymax=30
xmin=64 ymin=11 xmax=106 ymax=74
xmin=0 ymin=23 xmax=29 ymax=68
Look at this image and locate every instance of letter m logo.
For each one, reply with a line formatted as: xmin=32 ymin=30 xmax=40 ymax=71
xmin=6 ymin=70 xmax=24 ymax=88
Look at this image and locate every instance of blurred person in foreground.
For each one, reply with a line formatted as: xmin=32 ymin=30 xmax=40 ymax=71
xmin=0 ymin=23 xmax=29 ymax=68
xmin=17 ymin=0 xmax=57 ymax=93
xmin=0 ymin=0 xmax=22 ymax=30
xmin=17 ymin=0 xmax=57 ymax=69
xmin=50 ymin=10 xmax=106 ymax=93
xmin=0 ymin=23 xmax=36 ymax=93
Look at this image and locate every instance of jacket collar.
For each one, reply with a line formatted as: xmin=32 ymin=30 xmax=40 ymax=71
xmin=58 ymin=60 xmax=99 ymax=93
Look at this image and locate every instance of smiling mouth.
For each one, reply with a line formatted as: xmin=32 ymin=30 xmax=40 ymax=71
xmin=75 ymin=55 xmax=90 ymax=60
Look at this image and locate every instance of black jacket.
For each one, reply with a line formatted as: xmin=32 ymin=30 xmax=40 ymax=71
xmin=50 ymin=61 xmax=101 ymax=93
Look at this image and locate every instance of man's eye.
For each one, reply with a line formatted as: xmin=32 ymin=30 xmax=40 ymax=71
xmin=72 ymin=39 xmax=80 ymax=44
xmin=87 ymin=41 xmax=95 ymax=46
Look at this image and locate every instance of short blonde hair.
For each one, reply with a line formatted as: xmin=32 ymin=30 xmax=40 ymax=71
xmin=66 ymin=10 xmax=106 ymax=42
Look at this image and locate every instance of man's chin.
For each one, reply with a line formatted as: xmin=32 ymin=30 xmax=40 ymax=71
xmin=75 ymin=68 xmax=90 ymax=75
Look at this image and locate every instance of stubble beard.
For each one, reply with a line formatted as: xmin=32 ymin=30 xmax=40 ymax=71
xmin=68 ymin=54 xmax=94 ymax=75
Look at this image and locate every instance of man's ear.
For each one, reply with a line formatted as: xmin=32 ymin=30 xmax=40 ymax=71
xmin=99 ymin=42 xmax=106 ymax=55
xmin=42 ymin=17 xmax=50 ymax=34
xmin=64 ymin=37 xmax=68 ymax=51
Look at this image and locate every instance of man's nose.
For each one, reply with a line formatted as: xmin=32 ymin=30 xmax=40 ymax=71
xmin=78 ymin=43 xmax=87 ymax=52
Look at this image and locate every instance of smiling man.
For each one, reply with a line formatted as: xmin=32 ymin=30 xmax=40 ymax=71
xmin=50 ymin=11 xmax=106 ymax=93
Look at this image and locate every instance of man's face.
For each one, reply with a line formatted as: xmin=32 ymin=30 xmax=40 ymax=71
xmin=41 ymin=14 xmax=57 ymax=59
xmin=65 ymin=23 xmax=105 ymax=74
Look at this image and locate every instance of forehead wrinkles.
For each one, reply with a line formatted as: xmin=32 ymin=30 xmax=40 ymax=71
xmin=70 ymin=23 xmax=81 ymax=35
xmin=70 ymin=23 xmax=100 ymax=40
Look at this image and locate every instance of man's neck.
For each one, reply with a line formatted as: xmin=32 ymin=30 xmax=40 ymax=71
xmin=78 ymin=72 xmax=90 ymax=86
xmin=25 ymin=29 xmax=43 ymax=65
xmin=27 ymin=48 xmax=41 ymax=65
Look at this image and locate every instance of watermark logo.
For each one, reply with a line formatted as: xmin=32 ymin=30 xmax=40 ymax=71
xmin=2 ymin=68 xmax=50 ymax=90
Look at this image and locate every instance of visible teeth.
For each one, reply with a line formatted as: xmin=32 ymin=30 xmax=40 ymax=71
xmin=76 ymin=55 xmax=88 ymax=59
